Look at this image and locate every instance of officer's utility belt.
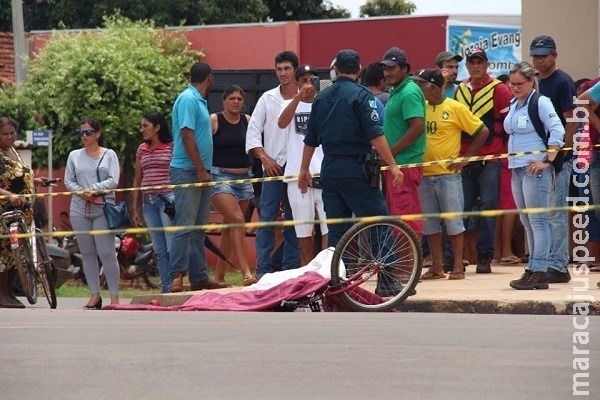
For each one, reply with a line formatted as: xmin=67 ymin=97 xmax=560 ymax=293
xmin=328 ymin=153 xmax=381 ymax=188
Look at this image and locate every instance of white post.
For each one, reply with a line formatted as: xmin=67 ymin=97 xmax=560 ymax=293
xmin=47 ymin=131 xmax=53 ymax=233
xmin=10 ymin=0 xmax=27 ymax=83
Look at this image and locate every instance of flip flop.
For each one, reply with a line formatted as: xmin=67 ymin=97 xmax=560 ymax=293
xmin=243 ymin=276 xmax=257 ymax=286
xmin=500 ymin=255 xmax=521 ymax=265
xmin=448 ymin=271 xmax=465 ymax=280
xmin=421 ymin=271 xmax=446 ymax=280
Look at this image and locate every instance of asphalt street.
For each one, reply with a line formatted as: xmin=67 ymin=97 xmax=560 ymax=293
xmin=1 ymin=298 xmax=597 ymax=399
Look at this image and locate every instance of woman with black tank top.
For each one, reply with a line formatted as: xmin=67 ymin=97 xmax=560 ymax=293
xmin=210 ymin=85 xmax=256 ymax=286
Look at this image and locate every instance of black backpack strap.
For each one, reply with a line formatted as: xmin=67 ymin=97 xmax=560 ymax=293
xmin=528 ymin=91 xmax=547 ymax=146
xmin=527 ymin=91 xmax=564 ymax=173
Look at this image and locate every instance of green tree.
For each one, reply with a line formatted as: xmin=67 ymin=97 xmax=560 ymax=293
xmin=0 ymin=0 xmax=270 ymax=31
xmin=359 ymin=0 xmax=416 ymax=17
xmin=264 ymin=0 xmax=350 ymax=20
xmin=18 ymin=14 xmax=200 ymax=179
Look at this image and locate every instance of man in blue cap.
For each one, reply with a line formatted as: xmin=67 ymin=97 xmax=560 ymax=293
xmin=298 ymin=49 xmax=405 ymax=296
xmin=530 ymin=34 xmax=577 ymax=284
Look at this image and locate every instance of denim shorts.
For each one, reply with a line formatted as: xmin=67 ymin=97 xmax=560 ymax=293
xmin=211 ymin=167 xmax=254 ymax=201
xmin=419 ymin=173 xmax=465 ymax=236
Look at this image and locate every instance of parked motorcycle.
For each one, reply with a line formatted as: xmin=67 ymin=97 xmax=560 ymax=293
xmin=109 ymin=232 xmax=159 ymax=289
xmin=61 ymin=232 xmax=159 ymax=290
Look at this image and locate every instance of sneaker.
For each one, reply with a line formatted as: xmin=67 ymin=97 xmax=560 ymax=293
xmin=443 ymin=258 xmax=466 ymax=273
xmin=422 ymin=255 xmax=432 ymax=267
xmin=375 ymin=274 xmax=416 ymax=297
xmin=475 ymin=254 xmax=492 ymax=273
xmin=546 ymin=267 xmax=571 ymax=283
xmin=442 ymin=256 xmax=454 ymax=273
xmin=510 ymin=270 xmax=548 ymax=290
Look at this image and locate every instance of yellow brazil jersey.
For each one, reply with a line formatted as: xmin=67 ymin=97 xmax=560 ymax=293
xmin=423 ymin=98 xmax=484 ymax=176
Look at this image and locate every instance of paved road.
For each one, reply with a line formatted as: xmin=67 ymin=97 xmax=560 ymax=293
xmin=1 ymin=299 xmax=596 ymax=399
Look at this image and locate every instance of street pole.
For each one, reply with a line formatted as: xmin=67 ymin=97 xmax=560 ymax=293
xmin=48 ymin=131 xmax=53 ymax=233
xmin=11 ymin=0 xmax=27 ymax=83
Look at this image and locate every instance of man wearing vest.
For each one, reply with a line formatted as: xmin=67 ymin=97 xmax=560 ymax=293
xmin=454 ymin=47 xmax=513 ymax=273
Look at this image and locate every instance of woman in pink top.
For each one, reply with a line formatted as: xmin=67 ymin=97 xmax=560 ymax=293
xmin=132 ymin=112 xmax=174 ymax=293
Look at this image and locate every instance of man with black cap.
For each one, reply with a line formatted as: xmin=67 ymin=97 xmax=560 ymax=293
xmin=435 ymin=51 xmax=463 ymax=98
xmin=453 ymin=47 xmax=513 ymax=274
xmin=380 ymin=46 xmax=426 ymax=240
xmin=413 ymin=68 xmax=490 ymax=281
xmin=277 ymin=64 xmax=327 ymax=267
xmin=530 ymin=34 xmax=577 ymax=284
xmin=298 ymin=49 xmax=405 ymax=296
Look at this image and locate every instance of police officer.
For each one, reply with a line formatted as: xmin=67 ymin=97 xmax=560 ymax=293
xmin=298 ymin=49 xmax=404 ymax=296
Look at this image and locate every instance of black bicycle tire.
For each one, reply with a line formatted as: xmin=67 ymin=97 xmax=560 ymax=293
xmin=330 ymin=219 xmax=422 ymax=312
xmin=13 ymin=223 xmax=37 ymax=305
xmin=35 ymin=235 xmax=57 ymax=309
xmin=141 ymin=250 xmax=159 ymax=289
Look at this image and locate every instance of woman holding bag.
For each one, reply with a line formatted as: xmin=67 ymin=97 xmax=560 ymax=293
xmin=64 ymin=118 xmax=121 ymax=308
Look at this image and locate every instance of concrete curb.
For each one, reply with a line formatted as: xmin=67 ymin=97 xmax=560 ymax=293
xmin=130 ymin=293 xmax=600 ymax=315
xmin=396 ymin=299 xmax=600 ymax=315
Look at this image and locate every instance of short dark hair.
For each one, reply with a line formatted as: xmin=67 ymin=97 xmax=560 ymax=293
xmin=80 ymin=117 xmax=105 ymax=147
xmin=361 ymin=62 xmax=385 ymax=86
xmin=190 ymin=62 xmax=212 ymax=84
xmin=222 ymin=85 xmax=244 ymax=101
xmin=142 ymin=111 xmax=172 ymax=144
xmin=60 ymin=211 xmax=69 ymax=217
xmin=274 ymin=51 xmax=299 ymax=69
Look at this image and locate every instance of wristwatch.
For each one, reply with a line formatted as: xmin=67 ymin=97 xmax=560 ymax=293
xmin=542 ymin=157 xmax=553 ymax=164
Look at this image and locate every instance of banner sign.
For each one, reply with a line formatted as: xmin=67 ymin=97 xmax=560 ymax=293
xmin=447 ymin=20 xmax=522 ymax=81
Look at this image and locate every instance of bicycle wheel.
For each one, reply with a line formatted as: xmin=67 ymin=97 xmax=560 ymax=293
xmin=330 ymin=219 xmax=422 ymax=312
xmin=13 ymin=223 xmax=37 ymax=305
xmin=35 ymin=235 xmax=57 ymax=309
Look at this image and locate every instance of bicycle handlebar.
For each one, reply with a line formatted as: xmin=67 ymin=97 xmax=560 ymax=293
xmin=40 ymin=178 xmax=61 ymax=187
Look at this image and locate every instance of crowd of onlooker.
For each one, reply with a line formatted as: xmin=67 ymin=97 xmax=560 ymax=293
xmin=3 ymin=34 xmax=599 ymax=308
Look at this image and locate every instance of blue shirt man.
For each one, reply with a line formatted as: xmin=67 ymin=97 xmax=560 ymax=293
xmin=168 ymin=61 xmax=228 ymax=293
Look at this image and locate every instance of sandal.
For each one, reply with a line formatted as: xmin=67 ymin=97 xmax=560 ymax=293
xmin=500 ymin=255 xmax=521 ymax=265
xmin=448 ymin=271 xmax=465 ymax=280
xmin=243 ymin=276 xmax=257 ymax=286
xmin=421 ymin=271 xmax=446 ymax=280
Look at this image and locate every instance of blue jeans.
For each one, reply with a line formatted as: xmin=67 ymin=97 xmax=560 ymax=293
xmin=168 ymin=167 xmax=212 ymax=284
xmin=255 ymin=180 xmax=299 ymax=277
xmin=511 ymin=166 xmax=552 ymax=272
xmin=548 ymin=161 xmax=573 ymax=272
xmin=321 ymin=177 xmax=389 ymax=248
xmin=461 ymin=161 xmax=501 ymax=257
xmin=142 ymin=192 xmax=174 ymax=293
xmin=591 ymin=149 xmax=600 ymax=221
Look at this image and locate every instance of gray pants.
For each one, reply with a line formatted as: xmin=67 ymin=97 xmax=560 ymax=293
xmin=70 ymin=213 xmax=119 ymax=296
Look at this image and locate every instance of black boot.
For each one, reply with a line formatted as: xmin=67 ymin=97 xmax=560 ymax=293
xmin=510 ymin=270 xmax=548 ymax=290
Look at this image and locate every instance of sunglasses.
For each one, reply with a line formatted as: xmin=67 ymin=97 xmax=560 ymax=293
xmin=77 ymin=129 xmax=95 ymax=137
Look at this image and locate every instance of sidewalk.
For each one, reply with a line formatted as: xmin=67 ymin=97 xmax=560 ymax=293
xmin=130 ymin=264 xmax=600 ymax=315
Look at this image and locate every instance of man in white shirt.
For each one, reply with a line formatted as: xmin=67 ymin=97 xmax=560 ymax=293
xmin=245 ymin=51 xmax=300 ymax=278
xmin=277 ymin=64 xmax=328 ymax=267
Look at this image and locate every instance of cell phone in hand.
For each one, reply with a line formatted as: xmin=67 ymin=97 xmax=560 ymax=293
xmin=311 ymin=76 xmax=320 ymax=92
